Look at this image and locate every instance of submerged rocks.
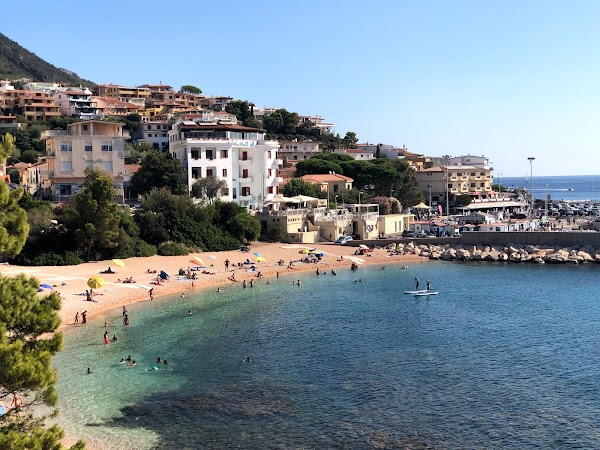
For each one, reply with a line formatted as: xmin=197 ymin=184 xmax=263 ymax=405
xmin=409 ymin=241 xmax=600 ymax=265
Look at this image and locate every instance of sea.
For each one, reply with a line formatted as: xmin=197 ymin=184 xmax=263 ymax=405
xmin=53 ymin=261 xmax=600 ymax=450
xmin=500 ymin=174 xmax=600 ymax=203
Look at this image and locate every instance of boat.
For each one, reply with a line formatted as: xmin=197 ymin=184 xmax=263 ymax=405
xmin=404 ymin=290 xmax=427 ymax=294
xmin=414 ymin=291 xmax=439 ymax=296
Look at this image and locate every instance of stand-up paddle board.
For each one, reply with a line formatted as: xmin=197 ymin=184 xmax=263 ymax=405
xmin=404 ymin=290 xmax=427 ymax=294
xmin=414 ymin=291 xmax=439 ymax=296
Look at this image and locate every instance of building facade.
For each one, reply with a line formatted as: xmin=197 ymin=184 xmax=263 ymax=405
xmin=53 ymin=87 xmax=102 ymax=119
xmin=169 ymin=118 xmax=282 ymax=209
xmin=42 ymin=120 xmax=128 ymax=202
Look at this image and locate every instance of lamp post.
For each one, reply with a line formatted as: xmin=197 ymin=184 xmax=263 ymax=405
xmin=497 ymin=172 xmax=502 ymax=198
xmin=527 ymin=157 xmax=535 ymax=216
xmin=390 ymin=189 xmax=394 ymax=198
xmin=444 ymin=166 xmax=450 ymax=216
xmin=359 ymin=191 xmax=363 ymax=209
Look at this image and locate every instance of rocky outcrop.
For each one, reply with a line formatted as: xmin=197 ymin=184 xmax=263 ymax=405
xmin=395 ymin=242 xmax=600 ymax=265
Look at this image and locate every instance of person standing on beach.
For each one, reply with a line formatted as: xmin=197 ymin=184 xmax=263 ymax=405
xmin=123 ymin=306 xmax=127 ymax=316
xmin=74 ymin=312 xmax=79 ymax=324
xmin=81 ymin=310 xmax=87 ymax=326
xmin=149 ymin=288 xmax=154 ymax=301
xmin=225 ymin=259 xmax=230 ymax=271
xmin=414 ymin=277 xmax=420 ymax=290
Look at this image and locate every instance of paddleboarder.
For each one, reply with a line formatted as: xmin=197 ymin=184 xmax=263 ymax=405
xmin=414 ymin=277 xmax=420 ymax=290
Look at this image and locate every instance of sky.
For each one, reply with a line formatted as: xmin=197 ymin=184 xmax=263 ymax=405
xmin=3 ymin=0 xmax=600 ymax=176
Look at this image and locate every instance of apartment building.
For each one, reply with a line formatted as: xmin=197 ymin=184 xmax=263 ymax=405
xmin=0 ymin=90 xmax=62 ymax=122
xmin=137 ymin=120 xmax=170 ymax=149
xmin=93 ymin=96 xmax=140 ymax=117
xmin=42 ymin=120 xmax=128 ymax=202
xmin=278 ymin=140 xmax=322 ymax=164
xmin=301 ymin=173 xmax=353 ymax=198
xmin=333 ymin=148 xmax=374 ymax=160
xmin=168 ymin=117 xmax=281 ymax=209
xmin=53 ymin=87 xmax=102 ymax=119
xmin=298 ymin=115 xmax=335 ymax=134
xmin=96 ymin=83 xmax=151 ymax=101
xmin=199 ymin=95 xmax=233 ymax=112
xmin=416 ymin=165 xmax=493 ymax=213
xmin=0 ymin=115 xmax=21 ymax=129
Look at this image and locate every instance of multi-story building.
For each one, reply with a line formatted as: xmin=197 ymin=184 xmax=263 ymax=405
xmin=278 ymin=140 xmax=322 ymax=164
xmin=137 ymin=120 xmax=170 ymax=149
xmin=96 ymin=84 xmax=151 ymax=101
xmin=168 ymin=117 xmax=281 ymax=209
xmin=333 ymin=148 xmax=375 ymax=160
xmin=298 ymin=115 xmax=335 ymax=134
xmin=24 ymin=81 xmax=61 ymax=92
xmin=0 ymin=90 xmax=61 ymax=122
xmin=301 ymin=173 xmax=353 ymax=202
xmin=431 ymin=154 xmax=492 ymax=170
xmin=199 ymin=95 xmax=233 ymax=112
xmin=0 ymin=115 xmax=21 ymax=129
xmin=0 ymin=80 xmax=15 ymax=91
xmin=93 ymin=96 xmax=140 ymax=117
xmin=416 ymin=165 xmax=494 ymax=213
xmin=42 ymin=120 xmax=129 ymax=202
xmin=53 ymin=87 xmax=102 ymax=119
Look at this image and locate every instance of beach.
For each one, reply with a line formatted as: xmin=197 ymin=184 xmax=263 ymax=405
xmin=0 ymin=242 xmax=423 ymax=327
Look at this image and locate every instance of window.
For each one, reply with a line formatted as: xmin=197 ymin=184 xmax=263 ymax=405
xmin=206 ymin=169 xmax=214 ymax=177
xmin=267 ymin=151 xmax=272 ymax=158
xmin=242 ymin=169 xmax=249 ymax=178
xmin=60 ymin=161 xmax=73 ymax=172
xmin=471 ymin=173 xmax=475 ymax=176
xmin=232 ymin=188 xmax=237 ymax=199
xmin=192 ymin=168 xmax=201 ymax=179
xmin=102 ymin=161 xmax=113 ymax=172
xmin=101 ymin=143 xmax=113 ymax=152
xmin=206 ymin=149 xmax=214 ymax=159
xmin=60 ymin=142 xmax=72 ymax=151
xmin=191 ymin=148 xmax=200 ymax=159
xmin=242 ymin=151 xmax=248 ymax=161
xmin=85 ymin=143 xmax=92 ymax=151
xmin=222 ymin=168 xmax=227 ymax=177
xmin=267 ymin=186 xmax=274 ymax=194
xmin=220 ymin=150 xmax=228 ymax=158
xmin=241 ymin=187 xmax=251 ymax=196
xmin=268 ymin=169 xmax=272 ymax=177
xmin=470 ymin=183 xmax=476 ymax=187
xmin=82 ymin=124 xmax=88 ymax=131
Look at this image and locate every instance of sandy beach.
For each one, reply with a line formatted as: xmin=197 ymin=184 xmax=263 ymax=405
xmin=0 ymin=242 xmax=424 ymax=328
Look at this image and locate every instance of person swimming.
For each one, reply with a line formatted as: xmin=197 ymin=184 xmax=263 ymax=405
xmin=157 ymin=357 xmax=162 ymax=363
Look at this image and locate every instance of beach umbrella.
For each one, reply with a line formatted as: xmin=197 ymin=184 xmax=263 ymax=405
xmin=159 ymin=271 xmax=169 ymax=280
xmin=112 ymin=258 xmax=125 ymax=267
xmin=253 ymin=252 xmax=262 ymax=257
xmin=208 ymin=255 xmax=217 ymax=260
xmin=87 ymin=276 xmax=105 ymax=289
xmin=253 ymin=256 xmax=266 ymax=262
xmin=298 ymin=249 xmax=310 ymax=254
xmin=39 ymin=283 xmax=53 ymax=290
xmin=189 ymin=256 xmax=204 ymax=266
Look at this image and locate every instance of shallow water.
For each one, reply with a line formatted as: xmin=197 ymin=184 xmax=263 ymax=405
xmin=54 ymin=262 xmax=600 ymax=449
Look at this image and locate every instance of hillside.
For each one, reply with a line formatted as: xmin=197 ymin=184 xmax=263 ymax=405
xmin=0 ymin=32 xmax=92 ymax=85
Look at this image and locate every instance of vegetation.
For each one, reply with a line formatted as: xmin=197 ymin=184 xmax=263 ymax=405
xmin=131 ymin=149 xmax=188 ymax=196
xmin=158 ymin=242 xmax=189 ymax=256
xmin=191 ymin=177 xmax=227 ymax=203
xmin=280 ymin=178 xmax=320 ymax=198
xmin=0 ymin=32 xmax=91 ymax=85
xmin=0 ymin=273 xmax=86 ymax=450
xmin=180 ymin=85 xmax=202 ymax=95
xmin=0 ymin=183 xmax=29 ymax=260
xmin=0 ymin=133 xmax=15 ymax=162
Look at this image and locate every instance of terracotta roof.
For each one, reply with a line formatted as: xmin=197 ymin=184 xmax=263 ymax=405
xmin=301 ymin=174 xmax=353 ymax=183
xmin=124 ymin=164 xmax=141 ymax=174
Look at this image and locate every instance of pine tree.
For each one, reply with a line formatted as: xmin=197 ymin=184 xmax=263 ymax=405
xmin=0 ymin=182 xmax=29 ymax=259
xmin=0 ymin=273 xmax=85 ymax=449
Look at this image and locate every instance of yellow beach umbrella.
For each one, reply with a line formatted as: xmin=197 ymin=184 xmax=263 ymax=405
xmin=87 ymin=276 xmax=105 ymax=289
xmin=112 ymin=258 xmax=125 ymax=267
xmin=254 ymin=256 xmax=266 ymax=262
xmin=189 ymin=256 xmax=204 ymax=266
xmin=298 ymin=249 xmax=310 ymax=254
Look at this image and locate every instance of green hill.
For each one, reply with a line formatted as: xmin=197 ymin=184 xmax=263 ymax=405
xmin=0 ymin=32 xmax=92 ymax=85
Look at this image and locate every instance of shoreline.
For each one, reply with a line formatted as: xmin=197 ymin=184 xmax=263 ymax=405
xmin=0 ymin=242 xmax=425 ymax=330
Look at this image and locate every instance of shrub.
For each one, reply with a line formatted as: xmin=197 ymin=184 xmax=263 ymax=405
xmin=114 ymin=237 xmax=157 ymax=258
xmin=14 ymin=251 xmax=83 ymax=266
xmin=263 ymin=225 xmax=287 ymax=243
xmin=158 ymin=242 xmax=189 ymax=256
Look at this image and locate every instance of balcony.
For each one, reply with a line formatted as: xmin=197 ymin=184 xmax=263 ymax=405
xmin=239 ymin=158 xmax=253 ymax=166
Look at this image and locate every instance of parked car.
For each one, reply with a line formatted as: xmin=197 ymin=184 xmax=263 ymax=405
xmin=415 ymin=231 xmax=429 ymax=238
xmin=335 ymin=235 xmax=353 ymax=244
xmin=402 ymin=230 xmax=416 ymax=238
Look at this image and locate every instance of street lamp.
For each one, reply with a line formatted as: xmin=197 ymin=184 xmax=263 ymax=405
xmin=390 ymin=189 xmax=394 ymax=198
xmin=527 ymin=157 xmax=535 ymax=215
xmin=358 ymin=191 xmax=363 ymax=208
xmin=497 ymin=172 xmax=502 ymax=197
xmin=443 ymin=166 xmax=450 ymax=216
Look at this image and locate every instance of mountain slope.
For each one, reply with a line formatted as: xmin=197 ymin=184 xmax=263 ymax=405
xmin=0 ymin=32 xmax=92 ymax=85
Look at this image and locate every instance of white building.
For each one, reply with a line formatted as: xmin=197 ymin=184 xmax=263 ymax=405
xmin=137 ymin=120 xmax=170 ymax=149
xmin=432 ymin=154 xmax=493 ymax=170
xmin=53 ymin=87 xmax=102 ymax=119
xmin=169 ymin=118 xmax=282 ymax=209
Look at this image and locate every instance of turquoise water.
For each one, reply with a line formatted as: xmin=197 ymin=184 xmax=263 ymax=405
xmin=54 ymin=262 xmax=600 ymax=449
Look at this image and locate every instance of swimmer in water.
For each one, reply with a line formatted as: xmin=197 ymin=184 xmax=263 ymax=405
xmin=188 ymin=310 xmax=192 ymax=316
xmin=87 ymin=367 xmax=92 ymax=374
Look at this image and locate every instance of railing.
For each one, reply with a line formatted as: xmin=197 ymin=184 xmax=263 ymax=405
xmin=270 ymin=208 xmax=308 ymax=216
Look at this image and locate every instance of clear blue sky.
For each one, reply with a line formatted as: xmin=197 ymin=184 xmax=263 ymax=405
xmin=3 ymin=0 xmax=599 ymax=176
